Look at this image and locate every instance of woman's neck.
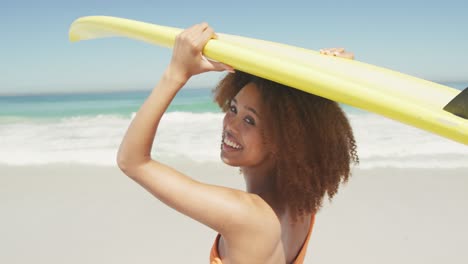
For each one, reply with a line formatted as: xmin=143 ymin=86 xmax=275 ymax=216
xmin=241 ymin=163 xmax=283 ymax=215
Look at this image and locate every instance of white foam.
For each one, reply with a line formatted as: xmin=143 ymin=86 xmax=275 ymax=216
xmin=0 ymin=115 xmax=129 ymax=166
xmin=0 ymin=112 xmax=467 ymax=168
xmin=154 ymin=112 xmax=223 ymax=162
xmin=348 ymin=113 xmax=468 ymax=168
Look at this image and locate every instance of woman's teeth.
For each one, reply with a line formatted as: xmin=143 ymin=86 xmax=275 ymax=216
xmin=224 ymin=138 xmax=242 ymax=149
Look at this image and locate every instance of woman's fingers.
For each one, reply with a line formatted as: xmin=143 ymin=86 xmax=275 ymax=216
xmin=320 ymin=47 xmax=354 ymax=60
xmin=338 ymin=51 xmax=354 ymax=59
xmin=196 ymin=25 xmax=215 ymax=50
xmin=201 ymin=56 xmax=235 ymax=73
xmin=171 ymin=22 xmax=234 ymax=77
xmin=196 ymin=27 xmax=235 ymax=72
xmin=178 ymin=22 xmax=211 ymax=51
xmin=320 ymin=48 xmax=344 ymax=55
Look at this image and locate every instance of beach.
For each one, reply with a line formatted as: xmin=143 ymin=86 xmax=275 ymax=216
xmin=1 ymin=161 xmax=467 ymax=264
xmin=1 ymin=86 xmax=467 ymax=263
xmin=2 ymin=1 xmax=468 ymax=262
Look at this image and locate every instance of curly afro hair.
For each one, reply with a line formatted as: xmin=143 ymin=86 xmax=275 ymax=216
xmin=213 ymin=71 xmax=358 ymax=221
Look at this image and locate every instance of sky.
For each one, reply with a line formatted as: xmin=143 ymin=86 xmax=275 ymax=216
xmin=1 ymin=0 xmax=467 ymax=95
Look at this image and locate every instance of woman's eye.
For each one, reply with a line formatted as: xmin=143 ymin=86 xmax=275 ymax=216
xmin=229 ymin=105 xmax=237 ymax=113
xmin=244 ymin=116 xmax=256 ymax=126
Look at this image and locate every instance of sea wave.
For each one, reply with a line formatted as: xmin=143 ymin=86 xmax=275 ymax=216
xmin=0 ymin=112 xmax=466 ymax=168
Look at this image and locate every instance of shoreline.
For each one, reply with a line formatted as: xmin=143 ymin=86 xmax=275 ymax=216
xmin=1 ymin=163 xmax=467 ymax=263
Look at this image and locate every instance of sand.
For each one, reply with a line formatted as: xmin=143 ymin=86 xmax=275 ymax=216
xmin=1 ymin=160 xmax=467 ymax=263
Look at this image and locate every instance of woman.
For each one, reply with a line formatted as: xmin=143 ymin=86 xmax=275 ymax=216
xmin=117 ymin=23 xmax=358 ymax=264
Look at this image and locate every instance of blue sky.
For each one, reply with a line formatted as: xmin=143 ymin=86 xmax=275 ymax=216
xmin=1 ymin=0 xmax=467 ymax=95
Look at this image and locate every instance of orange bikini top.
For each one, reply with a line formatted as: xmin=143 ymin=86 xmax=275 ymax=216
xmin=210 ymin=215 xmax=315 ymax=264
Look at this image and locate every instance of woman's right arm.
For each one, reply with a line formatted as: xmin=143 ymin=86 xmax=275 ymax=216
xmin=117 ymin=23 xmax=230 ymax=171
xmin=116 ymin=23 xmax=278 ymax=239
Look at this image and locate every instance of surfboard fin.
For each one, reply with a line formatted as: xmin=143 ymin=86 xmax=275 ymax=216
xmin=443 ymin=87 xmax=468 ymax=119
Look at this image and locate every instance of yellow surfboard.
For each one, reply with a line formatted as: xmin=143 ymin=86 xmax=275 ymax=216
xmin=69 ymin=16 xmax=468 ymax=145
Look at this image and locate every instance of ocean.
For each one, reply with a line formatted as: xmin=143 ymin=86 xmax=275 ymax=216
xmin=1 ymin=83 xmax=467 ymax=168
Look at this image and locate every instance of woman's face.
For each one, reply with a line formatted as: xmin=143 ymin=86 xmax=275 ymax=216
xmin=221 ymin=83 xmax=273 ymax=168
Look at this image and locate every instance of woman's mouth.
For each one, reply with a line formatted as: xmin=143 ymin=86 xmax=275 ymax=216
xmin=222 ymin=132 xmax=243 ymax=150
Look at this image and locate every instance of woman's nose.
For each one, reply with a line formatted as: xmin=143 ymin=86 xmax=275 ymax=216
xmin=224 ymin=114 xmax=241 ymax=132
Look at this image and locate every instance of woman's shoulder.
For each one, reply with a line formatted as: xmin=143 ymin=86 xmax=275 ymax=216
xmin=226 ymin=192 xmax=282 ymax=238
xmin=219 ymin=193 xmax=284 ymax=262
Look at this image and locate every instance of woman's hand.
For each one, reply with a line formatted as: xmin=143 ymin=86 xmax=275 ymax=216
xmin=319 ymin=48 xmax=354 ymax=60
xmin=168 ymin=22 xmax=234 ymax=84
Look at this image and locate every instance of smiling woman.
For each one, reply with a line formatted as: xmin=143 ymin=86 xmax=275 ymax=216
xmin=220 ymin=84 xmax=272 ymax=168
xmin=116 ymin=22 xmax=357 ymax=264
xmin=215 ymin=71 xmax=358 ymax=222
